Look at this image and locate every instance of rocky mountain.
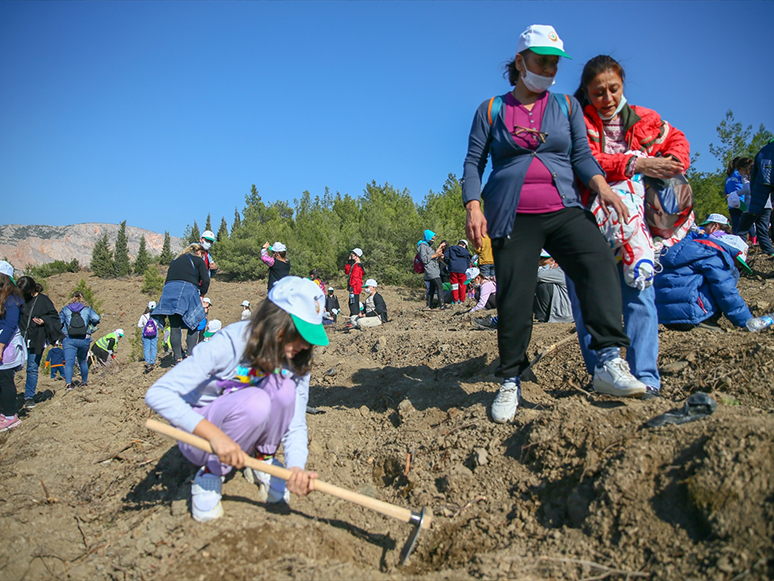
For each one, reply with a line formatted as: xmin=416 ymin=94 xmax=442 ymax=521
xmin=0 ymin=223 xmax=185 ymax=270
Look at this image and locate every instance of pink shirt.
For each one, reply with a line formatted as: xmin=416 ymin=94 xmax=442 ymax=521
xmin=505 ymin=92 xmax=564 ymax=214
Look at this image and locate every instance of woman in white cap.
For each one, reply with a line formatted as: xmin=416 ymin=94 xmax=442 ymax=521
xmin=145 ymin=276 xmax=327 ymax=522
xmin=344 ymin=248 xmax=365 ymax=321
xmin=462 ymin=24 xmax=643 ymax=423
xmin=240 ymin=300 xmax=252 ymax=321
xmin=0 ymin=261 xmax=25 ymax=432
xmin=261 ymin=242 xmax=291 ymax=291
xmin=352 ymin=279 xmax=387 ymax=329
xmin=138 ymin=301 xmax=159 ymax=372
xmin=572 ymin=54 xmax=692 ymax=400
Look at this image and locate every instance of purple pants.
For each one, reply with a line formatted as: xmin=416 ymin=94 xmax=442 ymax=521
xmin=179 ymin=380 xmax=295 ymax=476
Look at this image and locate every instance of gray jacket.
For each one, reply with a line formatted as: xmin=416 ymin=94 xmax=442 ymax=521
xmin=418 ymin=242 xmax=440 ymax=281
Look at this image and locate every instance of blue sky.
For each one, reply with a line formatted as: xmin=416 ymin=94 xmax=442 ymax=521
xmin=2 ymin=1 xmax=773 ymax=238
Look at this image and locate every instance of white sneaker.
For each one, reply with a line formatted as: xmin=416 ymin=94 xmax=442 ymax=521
xmin=593 ymin=358 xmax=647 ymax=397
xmin=191 ymin=468 xmax=224 ymax=522
xmin=243 ymin=459 xmax=290 ymax=503
xmin=491 ymin=378 xmax=520 ymax=423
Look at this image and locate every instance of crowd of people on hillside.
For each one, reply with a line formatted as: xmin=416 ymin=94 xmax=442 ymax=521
xmin=1 ymin=22 xmax=772 ymax=528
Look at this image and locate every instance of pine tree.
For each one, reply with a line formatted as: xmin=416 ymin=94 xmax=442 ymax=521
xmin=90 ymin=233 xmax=114 ymax=278
xmin=114 ymin=220 xmax=131 ymax=276
xmin=134 ymin=236 xmax=151 ymax=275
xmin=188 ymin=220 xmax=201 ymax=244
xmin=232 ymin=208 xmax=242 ymax=232
xmin=217 ymin=217 xmax=229 ymax=242
xmin=205 ymin=213 xmax=212 ymax=232
xmin=159 ymin=231 xmax=174 ymax=265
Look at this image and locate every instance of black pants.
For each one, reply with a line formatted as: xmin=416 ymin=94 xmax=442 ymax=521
xmin=738 ymin=208 xmax=774 ymax=255
xmin=157 ymin=314 xmax=196 ymax=361
xmin=426 ymin=277 xmax=444 ymax=308
xmin=348 ymin=289 xmax=359 ymax=317
xmin=492 ymin=207 xmax=629 ymax=378
xmin=92 ymin=345 xmax=111 ymax=363
xmin=0 ymin=369 xmax=17 ymax=417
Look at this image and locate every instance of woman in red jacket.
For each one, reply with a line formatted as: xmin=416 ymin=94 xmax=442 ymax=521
xmin=570 ymin=54 xmax=691 ymax=399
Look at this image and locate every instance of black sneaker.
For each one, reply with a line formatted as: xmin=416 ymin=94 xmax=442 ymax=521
xmin=642 ymin=386 xmax=662 ymax=400
xmin=24 ymin=399 xmax=35 ymax=410
xmin=474 ymin=316 xmax=497 ymax=330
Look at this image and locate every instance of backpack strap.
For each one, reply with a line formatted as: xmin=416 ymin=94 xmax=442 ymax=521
xmin=552 ymin=93 xmax=572 ymax=120
xmin=487 ymin=95 xmax=504 ymax=125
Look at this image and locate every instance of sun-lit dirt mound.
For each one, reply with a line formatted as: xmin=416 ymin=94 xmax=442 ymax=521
xmin=1 ymin=257 xmax=773 ymax=580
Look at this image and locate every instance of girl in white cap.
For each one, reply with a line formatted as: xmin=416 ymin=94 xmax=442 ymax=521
xmin=260 ymin=242 xmax=291 ymax=291
xmin=145 ymin=276 xmax=327 ymax=522
xmin=240 ymin=300 xmax=252 ymax=321
xmin=138 ymin=301 xmax=159 ymax=372
xmin=462 ymin=24 xmax=645 ymax=424
xmin=0 ymin=261 xmax=26 ymax=432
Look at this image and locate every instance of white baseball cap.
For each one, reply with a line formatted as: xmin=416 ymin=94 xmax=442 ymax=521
xmin=241 ymin=300 xmax=250 ymax=307
xmin=202 ymin=297 xmax=212 ymax=306
xmin=351 ymin=248 xmax=363 ymax=257
xmin=540 ymin=249 xmax=552 ymax=258
xmin=0 ymin=260 xmax=15 ymax=283
xmin=364 ymin=279 xmax=378 ymax=288
xmin=115 ymin=329 xmax=125 ymax=337
xmin=270 ymin=242 xmax=287 ymax=252
xmin=700 ymin=213 xmax=730 ymax=226
xmin=205 ymin=319 xmax=222 ymax=338
xmin=517 ymin=25 xmax=571 ymax=59
xmin=464 ymin=267 xmax=481 ymax=284
xmin=148 ymin=301 xmax=157 ymax=309
xmin=328 ymin=286 xmax=334 ymax=291
xmin=268 ymin=276 xmax=329 ymax=346
xmin=201 ymin=230 xmax=215 ymax=242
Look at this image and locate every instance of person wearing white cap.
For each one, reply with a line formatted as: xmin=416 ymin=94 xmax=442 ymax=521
xmin=534 ymin=251 xmax=573 ymax=323
xmin=138 ymin=301 xmax=160 ymax=371
xmin=465 ymin=267 xmax=497 ymax=314
xmin=203 ymin=319 xmax=222 ymax=340
xmin=323 ymin=287 xmax=340 ymax=325
xmin=444 ymin=240 xmax=473 ymax=305
xmin=199 ymin=230 xmax=218 ymax=276
xmin=351 ymin=279 xmax=387 ymax=329
xmin=462 ymin=24 xmax=645 ymax=424
xmin=345 ymin=248 xmax=365 ymax=320
xmin=145 ymin=276 xmax=327 ymax=522
xmin=93 ymin=329 xmax=125 ymax=366
xmin=261 ymin=241 xmax=291 ymax=291
xmin=240 ymin=300 xmax=252 ymax=321
xmin=570 ymin=54 xmax=694 ymax=400
xmin=0 ymin=260 xmax=26 ymax=432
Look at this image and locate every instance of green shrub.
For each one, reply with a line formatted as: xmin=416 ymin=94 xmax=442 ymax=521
xmin=71 ymin=278 xmax=104 ymax=314
xmin=25 ymin=259 xmax=79 ymax=280
xmin=142 ymin=265 xmax=165 ymax=296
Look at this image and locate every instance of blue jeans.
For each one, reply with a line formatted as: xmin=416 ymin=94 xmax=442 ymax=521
xmin=568 ymin=264 xmax=661 ymax=389
xmin=479 ymin=263 xmax=495 ymax=278
xmin=24 ymin=352 xmax=42 ymax=400
xmin=142 ymin=336 xmax=158 ymax=365
xmin=63 ymin=337 xmax=91 ymax=385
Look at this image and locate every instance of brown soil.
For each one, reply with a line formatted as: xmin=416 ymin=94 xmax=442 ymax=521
xmin=2 ymin=257 xmax=774 ymax=581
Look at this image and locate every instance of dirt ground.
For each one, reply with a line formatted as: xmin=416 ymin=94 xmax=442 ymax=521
xmin=2 ymin=257 xmax=773 ymax=581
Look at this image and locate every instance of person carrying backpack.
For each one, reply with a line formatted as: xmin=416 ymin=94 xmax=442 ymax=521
xmin=138 ymin=300 xmax=159 ymax=372
xmin=59 ymin=290 xmax=101 ymax=391
xmin=417 ymin=230 xmax=447 ymax=310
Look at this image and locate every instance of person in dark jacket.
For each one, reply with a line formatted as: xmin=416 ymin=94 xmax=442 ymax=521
xmin=444 ymin=240 xmax=473 ymax=304
xmin=260 ymin=241 xmax=291 ymax=291
xmin=46 ymin=342 xmax=65 ymax=379
xmin=152 ymin=244 xmax=209 ymax=363
xmin=737 ymin=141 xmax=774 ymax=255
xmin=654 ymin=233 xmax=752 ymax=330
xmin=462 ymin=24 xmax=642 ymax=423
xmin=324 ymin=287 xmax=340 ymax=325
xmin=59 ymin=291 xmax=101 ymax=391
xmin=418 ymin=231 xmax=447 ymax=310
xmin=352 ymin=279 xmax=388 ymax=329
xmin=17 ymin=276 xmax=63 ymax=409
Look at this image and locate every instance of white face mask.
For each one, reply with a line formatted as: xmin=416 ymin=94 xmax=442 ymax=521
xmin=201 ymin=240 xmax=212 ymax=251
xmin=522 ymin=68 xmax=555 ymax=93
xmin=599 ymin=95 xmax=627 ymax=121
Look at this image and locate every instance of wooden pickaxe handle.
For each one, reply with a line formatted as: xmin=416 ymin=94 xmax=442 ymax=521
xmin=146 ymin=419 xmax=431 ymax=530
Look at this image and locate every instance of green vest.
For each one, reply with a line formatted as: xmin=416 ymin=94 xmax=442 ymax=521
xmin=96 ymin=332 xmax=119 ymax=352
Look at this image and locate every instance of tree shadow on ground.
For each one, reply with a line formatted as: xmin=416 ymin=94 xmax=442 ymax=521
xmin=311 ymin=356 xmax=495 ymax=414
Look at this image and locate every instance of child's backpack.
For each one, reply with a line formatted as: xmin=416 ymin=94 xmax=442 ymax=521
xmin=142 ymin=317 xmax=158 ymax=339
xmin=413 ymin=252 xmax=425 ymax=274
xmin=68 ymin=310 xmax=88 ymax=338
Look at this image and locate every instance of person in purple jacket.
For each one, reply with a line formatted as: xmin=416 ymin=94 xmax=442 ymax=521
xmin=145 ymin=276 xmax=326 ymax=522
xmin=462 ymin=24 xmax=645 ymax=424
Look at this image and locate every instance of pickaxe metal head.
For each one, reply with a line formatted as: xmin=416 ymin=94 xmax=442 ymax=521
xmin=400 ymin=507 xmax=431 ymax=566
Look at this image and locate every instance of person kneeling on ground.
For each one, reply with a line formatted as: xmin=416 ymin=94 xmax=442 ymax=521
xmin=535 ymin=250 xmax=573 ymax=323
xmin=324 ymin=287 xmax=340 ymax=325
xmin=466 ymin=267 xmax=497 ymax=313
xmin=92 ymin=329 xmax=125 ymax=366
xmin=654 ymin=233 xmax=752 ymax=331
xmin=145 ymin=277 xmax=324 ymax=522
xmin=351 ymin=279 xmax=387 ymax=329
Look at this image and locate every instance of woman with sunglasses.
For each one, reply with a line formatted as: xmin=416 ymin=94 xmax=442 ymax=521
xmin=462 ymin=25 xmax=645 ymax=424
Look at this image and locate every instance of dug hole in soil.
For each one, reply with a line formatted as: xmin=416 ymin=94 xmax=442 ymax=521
xmin=2 ymin=258 xmax=774 ymax=580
